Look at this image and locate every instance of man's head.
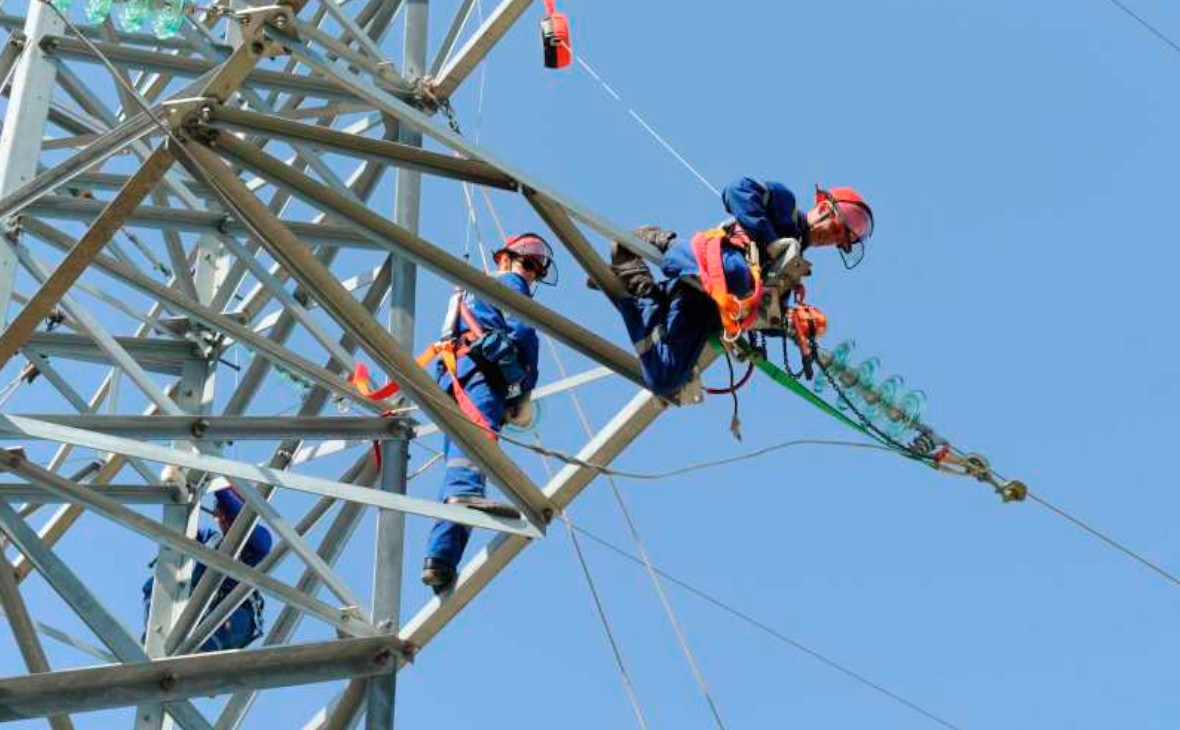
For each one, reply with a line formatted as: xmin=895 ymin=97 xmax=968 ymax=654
xmin=805 ymin=186 xmax=875 ymax=269
xmin=493 ymin=233 xmax=558 ymax=288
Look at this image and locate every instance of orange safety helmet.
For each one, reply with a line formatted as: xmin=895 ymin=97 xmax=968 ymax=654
xmin=814 ymin=186 xmax=874 ymax=269
xmin=493 ymin=232 xmax=559 ymax=285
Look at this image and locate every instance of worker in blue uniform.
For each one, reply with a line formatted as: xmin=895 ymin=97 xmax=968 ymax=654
xmin=606 ymin=177 xmax=875 ymax=399
xmin=142 ymin=486 xmax=272 ymax=652
xmin=421 ymin=233 xmax=554 ymax=593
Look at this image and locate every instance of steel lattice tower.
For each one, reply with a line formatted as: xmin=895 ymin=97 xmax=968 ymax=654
xmin=0 ymin=0 xmax=688 ymax=726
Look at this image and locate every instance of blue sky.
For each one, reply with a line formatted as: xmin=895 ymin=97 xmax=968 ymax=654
xmin=2 ymin=0 xmax=1180 ymax=728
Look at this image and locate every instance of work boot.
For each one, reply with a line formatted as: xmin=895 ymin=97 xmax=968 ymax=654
xmin=421 ymin=558 xmax=457 ymax=594
xmin=446 ymin=495 xmax=521 ymax=520
xmin=585 ymin=240 xmax=657 ymax=297
xmin=587 ymin=225 xmax=672 ymax=297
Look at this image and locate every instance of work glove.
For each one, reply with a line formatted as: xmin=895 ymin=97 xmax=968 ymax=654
xmin=505 ymin=395 xmax=536 ymax=429
xmin=634 ymin=224 xmax=677 ymax=253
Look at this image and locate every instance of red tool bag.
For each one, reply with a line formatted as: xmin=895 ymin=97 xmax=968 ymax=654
xmin=540 ymin=0 xmax=571 ymax=69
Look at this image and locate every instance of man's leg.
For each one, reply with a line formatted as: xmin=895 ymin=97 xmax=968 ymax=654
xmin=613 ymin=282 xmax=714 ymax=399
xmin=422 ymin=377 xmax=505 ymax=591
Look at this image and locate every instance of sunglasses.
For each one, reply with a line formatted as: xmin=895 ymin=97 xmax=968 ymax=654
xmin=515 ymin=255 xmax=550 ymax=276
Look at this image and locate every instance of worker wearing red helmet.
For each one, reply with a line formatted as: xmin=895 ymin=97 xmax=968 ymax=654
xmin=421 ymin=233 xmax=554 ymax=592
xmin=607 ymin=177 xmax=874 ymax=398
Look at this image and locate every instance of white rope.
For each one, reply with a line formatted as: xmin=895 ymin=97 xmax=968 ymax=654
xmin=563 ymin=42 xmax=720 ymax=198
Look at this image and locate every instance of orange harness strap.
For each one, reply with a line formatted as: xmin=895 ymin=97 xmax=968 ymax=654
xmin=691 ymin=226 xmax=764 ymax=341
xmin=352 ymin=296 xmax=497 ymax=442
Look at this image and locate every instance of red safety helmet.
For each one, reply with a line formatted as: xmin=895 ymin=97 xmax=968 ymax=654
xmin=814 ymin=186 xmax=874 ymax=269
xmin=493 ymin=232 xmax=559 ymax=285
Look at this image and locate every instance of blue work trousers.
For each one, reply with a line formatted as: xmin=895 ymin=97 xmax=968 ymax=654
xmin=200 ymin=605 xmax=259 ymax=652
xmin=614 ymin=281 xmax=718 ymax=399
xmin=424 ymin=370 xmax=505 ymax=569
xmin=142 ymin=591 xmax=259 ymax=653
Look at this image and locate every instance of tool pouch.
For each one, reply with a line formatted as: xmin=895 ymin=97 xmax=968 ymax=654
xmin=470 ymin=329 xmax=528 ymax=395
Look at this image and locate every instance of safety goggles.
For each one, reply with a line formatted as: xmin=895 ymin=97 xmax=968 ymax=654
xmin=515 ymin=254 xmax=558 ymax=286
xmin=501 ymin=234 xmax=559 ymax=286
xmin=816 ymin=189 xmax=874 ymax=269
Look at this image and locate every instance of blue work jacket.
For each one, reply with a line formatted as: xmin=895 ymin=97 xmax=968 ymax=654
xmin=438 ymin=272 xmax=540 ymax=398
xmin=143 ymin=489 xmax=273 ymax=602
xmin=660 ymin=177 xmax=807 ymax=298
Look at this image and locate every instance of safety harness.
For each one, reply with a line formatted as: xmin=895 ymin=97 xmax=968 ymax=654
xmin=691 ymin=224 xmax=764 ymax=342
xmin=350 ymin=290 xmax=497 ymax=441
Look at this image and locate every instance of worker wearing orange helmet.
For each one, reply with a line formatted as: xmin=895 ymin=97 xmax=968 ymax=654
xmin=421 ymin=233 xmax=554 ymax=592
xmin=606 ymin=177 xmax=874 ymax=398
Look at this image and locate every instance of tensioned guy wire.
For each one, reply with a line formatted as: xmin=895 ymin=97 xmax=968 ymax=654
xmin=541 ymin=337 xmax=730 ymax=730
xmin=569 ymin=522 xmax=963 ymax=730
xmin=532 ymin=440 xmax=652 ymax=730
xmin=560 ymin=40 xmax=720 ymax=198
xmin=1097 ymin=0 xmax=1180 ymax=56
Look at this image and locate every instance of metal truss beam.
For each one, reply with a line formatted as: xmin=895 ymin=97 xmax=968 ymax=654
xmin=23 ymin=332 xmax=202 ymax=375
xmin=24 ymin=196 xmax=377 ymax=248
xmin=176 ymin=135 xmax=556 ymax=535
xmin=0 ymin=146 xmax=175 ymax=372
xmin=40 ymin=35 xmax=402 ymax=101
xmin=0 ymin=484 xmax=183 ymax=503
xmin=0 ymin=557 xmax=75 ymax=730
xmin=203 ymin=128 xmax=646 ymax=387
xmin=283 ymin=36 xmax=664 ymax=263
xmin=3 ymin=415 xmax=413 ymax=441
xmin=0 ymin=415 xmax=539 ymax=536
xmin=0 ymin=449 xmax=394 ymax=638
xmin=204 ymin=106 xmax=519 ymax=190
xmin=0 ymin=636 xmax=400 ymax=720
xmin=0 ymin=498 xmax=215 ymax=730
xmin=173 ymin=482 xmax=345 ymax=655
xmin=429 ymin=0 xmax=532 ymax=100
xmin=21 ymin=218 xmax=389 ymax=415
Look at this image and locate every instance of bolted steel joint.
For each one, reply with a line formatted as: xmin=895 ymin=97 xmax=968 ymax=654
xmin=190 ymin=418 xmax=210 ymax=439
xmin=158 ymin=671 xmax=178 ymax=692
xmin=1 ymin=448 xmax=26 ymax=468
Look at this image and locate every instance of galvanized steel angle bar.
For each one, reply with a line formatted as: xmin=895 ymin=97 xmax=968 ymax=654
xmin=0 ymin=414 xmax=543 ymax=537
xmin=203 ymin=105 xmax=518 ymax=189
xmin=0 ymin=145 xmax=176 ymax=373
xmin=213 ymin=470 xmax=373 ymax=730
xmin=18 ymin=217 xmax=388 ymax=415
xmin=0 ymin=548 xmax=76 ymax=730
xmin=0 ymin=450 xmax=386 ymax=639
xmin=0 ymin=498 xmax=216 ymax=730
xmin=0 ymin=636 xmax=400 ymax=721
xmin=283 ymin=35 xmax=664 ymax=264
xmin=231 ymin=480 xmax=370 ymax=621
xmin=199 ymin=128 xmax=647 ymax=388
xmin=428 ymin=0 xmax=533 ymax=100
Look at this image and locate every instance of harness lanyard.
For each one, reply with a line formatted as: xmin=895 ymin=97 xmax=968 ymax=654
xmin=351 ymin=291 xmax=500 ymax=459
xmin=420 ymin=292 xmax=496 ymax=438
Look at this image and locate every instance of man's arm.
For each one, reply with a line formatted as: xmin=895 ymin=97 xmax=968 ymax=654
xmin=722 ymin=177 xmax=799 ymax=245
xmin=214 ymin=489 xmax=273 ymax=566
